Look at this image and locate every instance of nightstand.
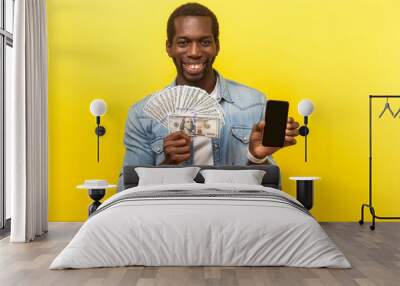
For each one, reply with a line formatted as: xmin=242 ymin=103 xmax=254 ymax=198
xmin=289 ymin=177 xmax=321 ymax=210
xmin=77 ymin=180 xmax=116 ymax=216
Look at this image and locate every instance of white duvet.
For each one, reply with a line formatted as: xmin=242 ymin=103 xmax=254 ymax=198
xmin=50 ymin=183 xmax=351 ymax=269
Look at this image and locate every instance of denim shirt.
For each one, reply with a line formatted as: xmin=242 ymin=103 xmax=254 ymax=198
xmin=122 ymin=72 xmax=276 ymax=169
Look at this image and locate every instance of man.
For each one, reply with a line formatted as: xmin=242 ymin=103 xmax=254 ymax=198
xmin=119 ymin=3 xmax=299 ymax=189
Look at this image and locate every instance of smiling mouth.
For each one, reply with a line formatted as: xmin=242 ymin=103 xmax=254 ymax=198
xmin=182 ymin=62 xmax=206 ymax=75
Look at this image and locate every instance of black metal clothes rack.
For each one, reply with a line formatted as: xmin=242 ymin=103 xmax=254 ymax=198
xmin=359 ymin=95 xmax=400 ymax=230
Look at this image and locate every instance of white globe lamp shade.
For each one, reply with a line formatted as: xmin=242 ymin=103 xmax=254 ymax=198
xmin=90 ymin=99 xmax=107 ymax=116
xmin=298 ymin=99 xmax=314 ymax=116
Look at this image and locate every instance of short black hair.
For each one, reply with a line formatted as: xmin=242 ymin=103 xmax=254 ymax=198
xmin=167 ymin=3 xmax=219 ymax=44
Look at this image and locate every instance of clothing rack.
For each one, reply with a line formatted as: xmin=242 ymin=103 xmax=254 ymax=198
xmin=359 ymin=95 xmax=400 ymax=230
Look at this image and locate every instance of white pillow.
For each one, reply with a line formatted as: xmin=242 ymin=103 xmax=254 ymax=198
xmin=200 ymin=169 xmax=266 ymax=185
xmin=135 ymin=167 xmax=201 ymax=186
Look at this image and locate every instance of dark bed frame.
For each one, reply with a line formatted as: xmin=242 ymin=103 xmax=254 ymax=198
xmin=122 ymin=165 xmax=281 ymax=190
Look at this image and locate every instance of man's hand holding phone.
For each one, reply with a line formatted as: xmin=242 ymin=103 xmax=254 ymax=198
xmin=249 ymin=117 xmax=300 ymax=160
xmin=161 ymin=132 xmax=192 ymax=165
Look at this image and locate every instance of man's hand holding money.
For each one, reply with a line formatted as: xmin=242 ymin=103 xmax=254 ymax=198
xmin=161 ymin=132 xmax=192 ymax=165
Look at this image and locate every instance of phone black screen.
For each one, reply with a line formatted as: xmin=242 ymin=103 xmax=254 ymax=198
xmin=262 ymin=100 xmax=289 ymax=147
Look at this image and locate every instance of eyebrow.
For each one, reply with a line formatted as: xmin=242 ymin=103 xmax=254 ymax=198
xmin=175 ymin=36 xmax=213 ymax=41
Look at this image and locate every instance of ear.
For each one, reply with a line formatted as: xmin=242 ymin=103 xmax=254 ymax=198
xmin=166 ymin=40 xmax=172 ymax=57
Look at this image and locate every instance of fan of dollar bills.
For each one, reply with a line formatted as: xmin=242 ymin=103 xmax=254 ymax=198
xmin=143 ymin=85 xmax=224 ymax=138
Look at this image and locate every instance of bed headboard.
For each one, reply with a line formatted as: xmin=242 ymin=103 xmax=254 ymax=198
xmin=122 ymin=165 xmax=281 ymax=190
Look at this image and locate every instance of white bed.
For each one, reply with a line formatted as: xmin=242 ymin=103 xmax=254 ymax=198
xmin=50 ymin=183 xmax=351 ymax=269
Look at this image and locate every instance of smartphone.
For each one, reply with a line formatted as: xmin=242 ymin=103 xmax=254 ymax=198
xmin=262 ymin=100 xmax=289 ymax=147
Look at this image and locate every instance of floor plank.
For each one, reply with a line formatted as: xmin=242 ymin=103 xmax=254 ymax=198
xmin=0 ymin=222 xmax=399 ymax=286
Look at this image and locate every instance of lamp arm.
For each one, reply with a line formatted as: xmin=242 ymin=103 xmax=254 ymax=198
xmin=305 ymin=132 xmax=308 ymax=162
xmin=97 ymin=118 xmax=100 ymax=162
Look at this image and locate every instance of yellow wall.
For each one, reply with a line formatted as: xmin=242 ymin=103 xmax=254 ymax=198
xmin=47 ymin=0 xmax=400 ymax=222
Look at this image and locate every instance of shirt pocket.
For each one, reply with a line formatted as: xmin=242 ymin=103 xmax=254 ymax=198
xmin=231 ymin=126 xmax=251 ymax=144
xmin=151 ymin=137 xmax=165 ymax=165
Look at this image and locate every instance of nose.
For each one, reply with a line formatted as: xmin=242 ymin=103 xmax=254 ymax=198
xmin=187 ymin=42 xmax=201 ymax=58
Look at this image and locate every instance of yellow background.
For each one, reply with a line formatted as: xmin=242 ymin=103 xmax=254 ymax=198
xmin=47 ymin=0 xmax=400 ymax=221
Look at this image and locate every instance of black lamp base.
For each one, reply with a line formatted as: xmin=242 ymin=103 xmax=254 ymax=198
xmin=95 ymin=126 xmax=106 ymax=136
xmin=299 ymin=126 xmax=309 ymax=136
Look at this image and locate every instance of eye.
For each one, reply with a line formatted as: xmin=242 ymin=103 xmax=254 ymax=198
xmin=201 ymin=39 xmax=212 ymax=47
xmin=177 ymin=40 xmax=188 ymax=47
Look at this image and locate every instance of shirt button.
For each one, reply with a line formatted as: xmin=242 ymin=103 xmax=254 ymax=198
xmin=244 ymin=137 xmax=248 ymax=141
xmin=156 ymin=147 xmax=161 ymax=152
xmin=213 ymin=144 xmax=218 ymax=149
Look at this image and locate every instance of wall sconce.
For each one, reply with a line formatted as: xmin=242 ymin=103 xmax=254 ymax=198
xmin=297 ymin=99 xmax=314 ymax=162
xmin=89 ymin=99 xmax=107 ymax=162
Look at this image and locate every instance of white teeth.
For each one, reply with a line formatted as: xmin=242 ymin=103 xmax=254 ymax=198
xmin=184 ymin=63 xmax=205 ymax=72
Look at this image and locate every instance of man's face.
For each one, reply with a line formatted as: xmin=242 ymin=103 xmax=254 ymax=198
xmin=166 ymin=16 xmax=219 ymax=84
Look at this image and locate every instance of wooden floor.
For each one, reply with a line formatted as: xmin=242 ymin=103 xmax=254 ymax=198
xmin=0 ymin=222 xmax=399 ymax=286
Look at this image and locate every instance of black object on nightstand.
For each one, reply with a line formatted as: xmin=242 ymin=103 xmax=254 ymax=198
xmin=289 ymin=177 xmax=321 ymax=210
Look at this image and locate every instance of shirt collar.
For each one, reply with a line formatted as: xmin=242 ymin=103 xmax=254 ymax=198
xmin=215 ymin=71 xmax=234 ymax=103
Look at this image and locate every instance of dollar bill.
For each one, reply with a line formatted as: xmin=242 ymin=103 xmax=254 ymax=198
xmin=168 ymin=114 xmax=220 ymax=138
